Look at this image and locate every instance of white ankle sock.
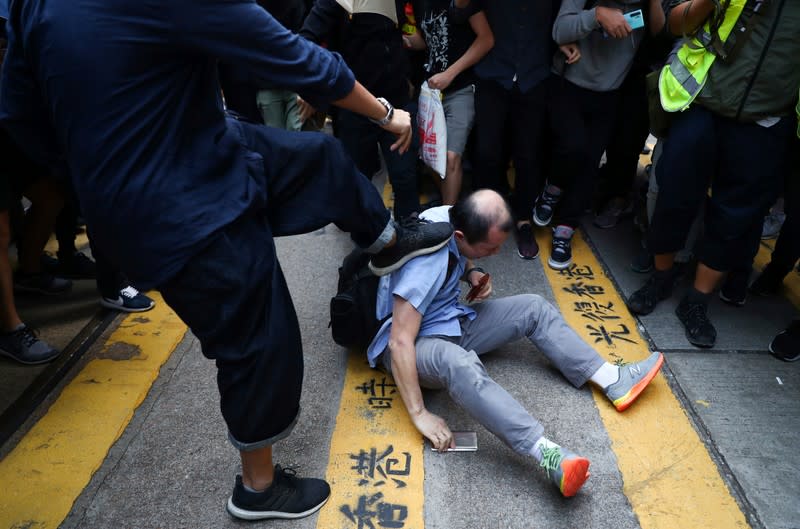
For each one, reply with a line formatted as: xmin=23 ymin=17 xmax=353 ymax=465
xmin=531 ymin=436 xmax=560 ymax=463
xmin=589 ymin=362 xmax=620 ymax=389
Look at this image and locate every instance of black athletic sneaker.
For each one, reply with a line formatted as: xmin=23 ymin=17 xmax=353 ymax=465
xmin=369 ymin=219 xmax=453 ymax=276
xmin=675 ymin=295 xmax=716 ymax=348
xmin=719 ymin=269 xmax=748 ymax=307
xmin=532 ymin=185 xmax=561 ymax=227
xmin=769 ymin=320 xmax=800 ymax=362
xmin=548 ymin=226 xmax=573 ymax=270
xmin=0 ymin=325 xmax=60 ymax=365
xmin=627 ymin=271 xmax=674 ymax=315
xmin=226 ymin=466 xmax=330 ymax=521
xmin=516 ymin=223 xmax=539 ymax=260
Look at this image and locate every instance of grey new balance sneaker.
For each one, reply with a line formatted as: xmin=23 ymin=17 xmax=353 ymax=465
xmin=603 ymin=351 xmax=664 ymax=412
xmin=226 ymin=466 xmax=330 ymax=521
xmin=539 ymin=446 xmax=590 ymax=497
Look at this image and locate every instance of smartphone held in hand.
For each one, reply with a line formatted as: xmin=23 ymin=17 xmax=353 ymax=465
xmin=623 ymin=9 xmax=644 ymax=30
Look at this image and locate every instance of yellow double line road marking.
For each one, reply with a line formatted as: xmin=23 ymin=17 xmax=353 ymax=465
xmin=0 ymin=294 xmax=187 ymax=528
xmin=536 ymin=229 xmax=749 ymax=529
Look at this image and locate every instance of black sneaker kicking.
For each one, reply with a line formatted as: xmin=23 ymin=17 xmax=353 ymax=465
xmin=749 ymin=262 xmax=788 ymax=296
xmin=14 ymin=271 xmax=72 ymax=295
xmin=627 ymin=271 xmax=674 ymax=315
xmin=369 ymin=219 xmax=453 ymax=276
xmin=0 ymin=325 xmax=60 ymax=365
xmin=227 ymin=466 xmax=330 ymax=521
xmin=547 ymin=226 xmax=573 ymax=270
xmin=675 ymin=295 xmax=716 ymax=348
xmin=532 ymin=185 xmax=561 ymax=227
xmin=516 ymin=223 xmax=539 ymax=260
xmin=719 ymin=269 xmax=748 ymax=307
xmin=769 ymin=320 xmax=800 ymax=362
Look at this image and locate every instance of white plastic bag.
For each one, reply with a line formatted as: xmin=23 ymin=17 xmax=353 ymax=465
xmin=417 ymin=81 xmax=447 ymax=178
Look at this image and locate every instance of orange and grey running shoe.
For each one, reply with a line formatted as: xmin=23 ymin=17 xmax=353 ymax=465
xmin=604 ymin=351 xmax=664 ymax=412
xmin=540 ymin=446 xmax=590 ymax=497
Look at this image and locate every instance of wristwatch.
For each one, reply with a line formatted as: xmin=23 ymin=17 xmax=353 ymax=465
xmin=369 ymin=97 xmax=394 ymax=126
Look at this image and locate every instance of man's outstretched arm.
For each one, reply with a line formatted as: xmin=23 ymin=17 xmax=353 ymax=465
xmin=388 ymin=295 xmax=454 ymax=451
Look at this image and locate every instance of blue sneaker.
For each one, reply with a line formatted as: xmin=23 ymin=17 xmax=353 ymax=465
xmin=101 ymin=286 xmax=155 ymax=313
xmin=539 ymin=446 xmax=590 ymax=497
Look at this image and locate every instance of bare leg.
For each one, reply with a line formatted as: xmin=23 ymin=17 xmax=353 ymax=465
xmin=18 ymin=179 xmax=64 ymax=274
xmin=694 ymin=262 xmax=723 ymax=294
xmin=442 ymin=152 xmax=463 ymax=205
xmin=240 ymin=446 xmax=275 ymax=491
xmin=0 ymin=211 xmax=23 ymax=331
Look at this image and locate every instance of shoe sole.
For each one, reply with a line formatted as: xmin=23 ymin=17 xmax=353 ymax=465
xmin=517 ymin=249 xmax=540 ymax=260
xmin=547 ymin=256 xmax=572 ymax=270
xmin=0 ymin=347 xmax=60 ymax=365
xmin=368 ymin=238 xmax=449 ymax=276
xmin=532 ymin=212 xmax=551 ymax=227
xmin=226 ymin=493 xmax=329 ymax=521
xmin=718 ymin=290 xmax=746 ymax=307
xmin=99 ymin=299 xmax=156 ymax=313
xmin=612 ymin=353 xmax=664 ymax=412
xmin=559 ymin=457 xmax=590 ymax=497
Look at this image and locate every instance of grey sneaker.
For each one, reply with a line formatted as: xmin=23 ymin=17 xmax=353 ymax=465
xmin=227 ymin=465 xmax=330 ymax=521
xmin=603 ymin=351 xmax=664 ymax=412
xmin=14 ymin=271 xmax=72 ymax=295
xmin=761 ymin=212 xmax=786 ymax=240
xmin=539 ymin=446 xmax=590 ymax=497
xmin=369 ymin=219 xmax=453 ymax=276
xmin=0 ymin=325 xmax=60 ymax=365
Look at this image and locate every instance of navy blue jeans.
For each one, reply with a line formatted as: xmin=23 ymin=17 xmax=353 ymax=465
xmin=649 ymin=105 xmax=794 ymax=271
xmin=159 ymin=123 xmax=392 ymax=450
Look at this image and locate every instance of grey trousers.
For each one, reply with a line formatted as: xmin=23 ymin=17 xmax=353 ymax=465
xmin=379 ymin=294 xmax=604 ymax=457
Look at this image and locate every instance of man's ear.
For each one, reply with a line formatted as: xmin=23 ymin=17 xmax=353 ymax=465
xmin=453 ymin=230 xmax=465 ymax=243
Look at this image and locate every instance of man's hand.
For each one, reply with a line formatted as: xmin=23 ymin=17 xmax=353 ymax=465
xmin=427 ymin=71 xmax=455 ymax=92
xmin=381 ymin=109 xmax=413 ymax=154
xmin=411 ymin=408 xmax=454 ymax=452
xmin=467 ymin=270 xmax=492 ymax=302
xmin=559 ymin=43 xmax=581 ymax=65
xmin=296 ymin=96 xmax=316 ymax=123
xmin=596 ymin=7 xmax=632 ymax=38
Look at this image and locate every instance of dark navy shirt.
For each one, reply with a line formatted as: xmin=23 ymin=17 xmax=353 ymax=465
xmin=471 ymin=0 xmax=557 ymax=92
xmin=0 ymin=0 xmax=355 ymax=289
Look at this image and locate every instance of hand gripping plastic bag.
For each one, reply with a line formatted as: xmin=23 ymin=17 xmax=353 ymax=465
xmin=417 ymin=81 xmax=447 ymax=178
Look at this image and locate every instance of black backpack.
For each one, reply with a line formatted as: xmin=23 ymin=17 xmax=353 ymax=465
xmin=329 ymin=247 xmax=388 ymax=349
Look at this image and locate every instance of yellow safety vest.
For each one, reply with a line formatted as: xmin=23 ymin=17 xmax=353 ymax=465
xmin=659 ymin=0 xmax=747 ymax=112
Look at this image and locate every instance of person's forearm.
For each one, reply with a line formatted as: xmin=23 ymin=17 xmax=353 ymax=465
xmin=667 ymin=0 xmax=715 ymax=36
xmin=444 ymin=15 xmax=494 ymax=80
xmin=648 ymin=0 xmax=666 ymax=35
xmin=389 ymin=341 xmax=427 ymax=417
xmin=333 ymin=81 xmax=391 ymax=122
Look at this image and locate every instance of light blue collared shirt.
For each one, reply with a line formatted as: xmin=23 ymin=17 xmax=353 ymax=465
xmin=366 ymin=206 xmax=476 ymax=367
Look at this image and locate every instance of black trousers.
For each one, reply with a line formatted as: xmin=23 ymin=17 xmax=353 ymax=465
xmin=159 ymin=123 xmax=392 ymax=449
xmin=649 ymin=105 xmax=794 ymax=271
xmin=473 ymin=78 xmax=547 ymax=220
xmin=547 ymin=76 xmax=620 ymax=228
